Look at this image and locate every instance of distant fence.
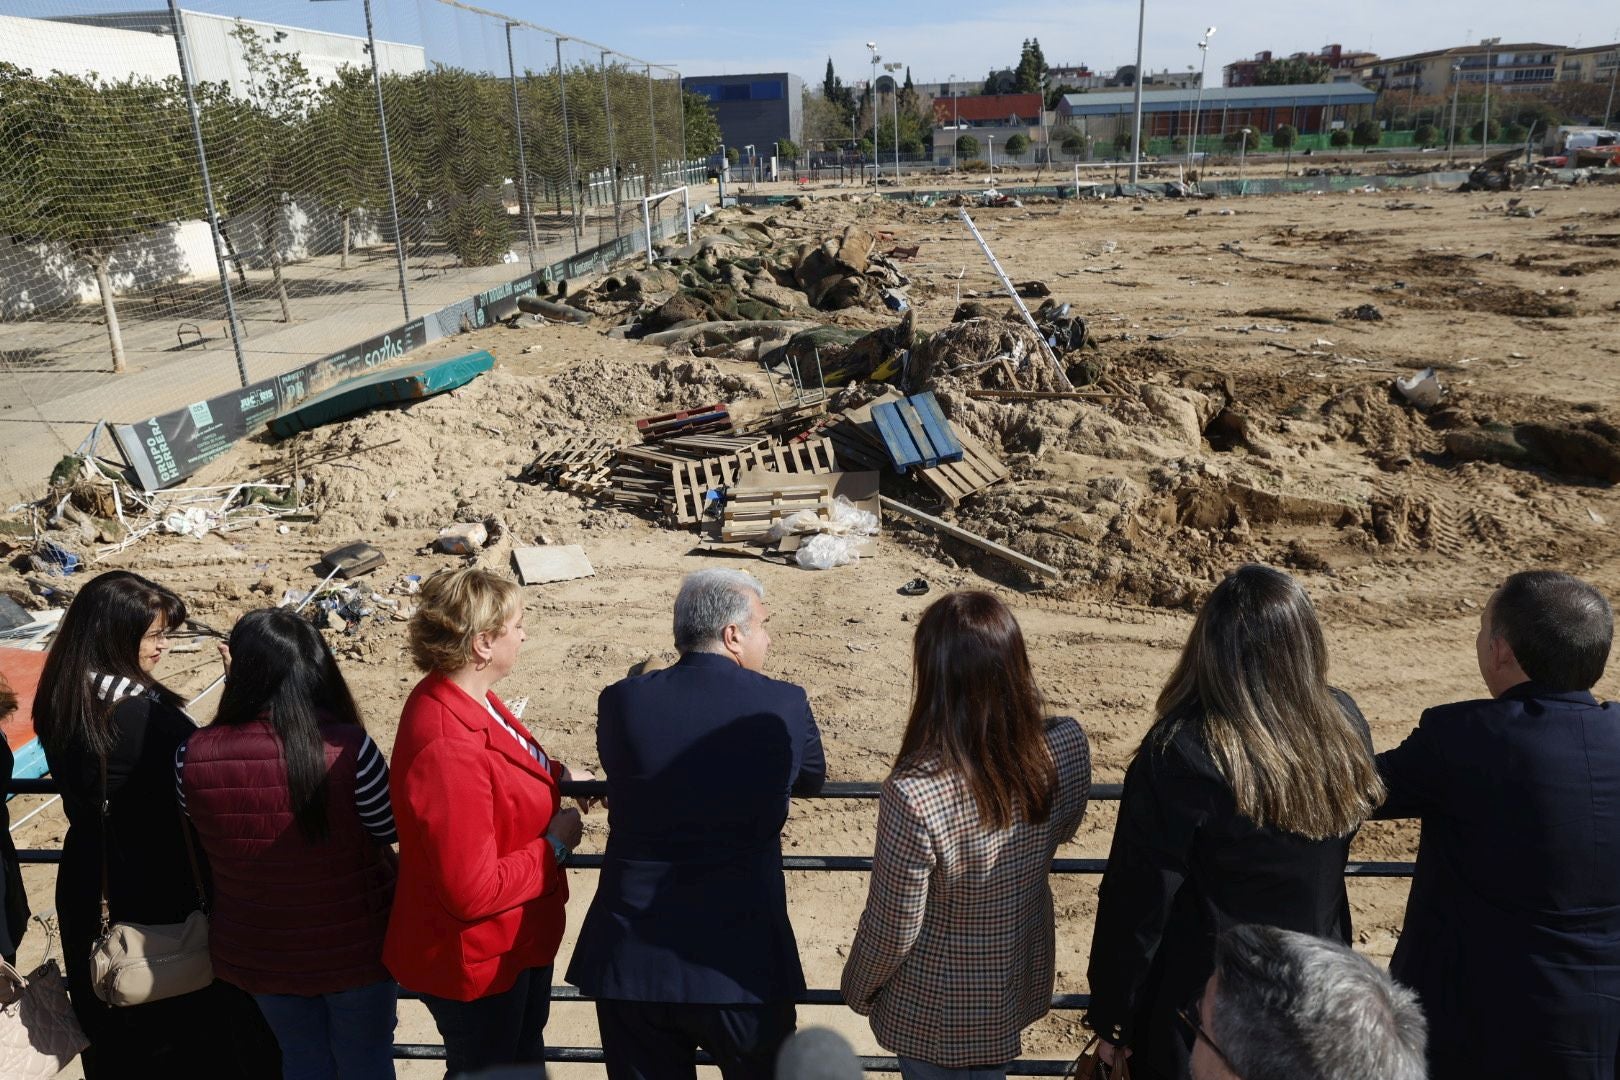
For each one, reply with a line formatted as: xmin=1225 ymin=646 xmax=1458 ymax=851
xmin=0 ymin=0 xmax=702 ymax=501
xmin=7 ymin=777 xmax=1415 ymax=1073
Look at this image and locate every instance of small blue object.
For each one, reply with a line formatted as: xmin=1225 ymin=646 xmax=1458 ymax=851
xmin=11 ymin=737 xmax=48 ymax=781
xmin=268 ymin=351 xmax=495 ymax=437
xmin=38 ymin=540 xmax=80 ymax=575
xmin=870 ymin=392 xmax=965 ymax=472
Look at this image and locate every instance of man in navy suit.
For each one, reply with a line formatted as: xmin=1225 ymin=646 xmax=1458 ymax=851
xmin=1375 ymin=570 xmax=1620 ymax=1080
xmin=567 ymin=568 xmax=826 ymax=1080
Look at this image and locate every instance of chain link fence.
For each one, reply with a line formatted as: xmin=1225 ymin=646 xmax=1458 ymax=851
xmin=0 ymin=0 xmax=702 ymax=501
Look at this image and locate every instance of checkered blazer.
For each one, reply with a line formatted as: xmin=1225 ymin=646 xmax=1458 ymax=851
xmin=841 ymin=717 xmax=1091 ymax=1067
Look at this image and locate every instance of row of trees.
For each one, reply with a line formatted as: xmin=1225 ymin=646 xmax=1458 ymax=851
xmin=0 ymin=25 xmax=710 ymax=372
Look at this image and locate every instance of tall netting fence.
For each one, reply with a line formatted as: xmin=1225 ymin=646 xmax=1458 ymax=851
xmin=0 ymin=0 xmax=701 ymax=502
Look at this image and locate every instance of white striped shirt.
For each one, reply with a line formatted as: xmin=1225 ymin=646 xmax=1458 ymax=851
xmin=484 ymin=697 xmax=550 ymax=772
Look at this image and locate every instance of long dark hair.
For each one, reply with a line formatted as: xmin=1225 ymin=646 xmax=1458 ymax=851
xmin=897 ymin=590 xmax=1055 ymax=830
xmin=213 ymin=608 xmax=365 ymax=841
xmin=36 ymin=570 xmax=186 ymax=757
xmin=1148 ymin=564 xmax=1384 ymax=839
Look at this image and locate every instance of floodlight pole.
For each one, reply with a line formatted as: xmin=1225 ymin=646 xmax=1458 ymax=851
xmin=1128 ymin=0 xmax=1146 ymax=184
xmin=1188 ymin=27 xmax=1214 ymax=173
xmin=868 ymin=44 xmax=880 ymax=191
xmin=1448 ymin=64 xmax=1461 ymax=158
xmin=1481 ymin=37 xmax=1500 ymax=159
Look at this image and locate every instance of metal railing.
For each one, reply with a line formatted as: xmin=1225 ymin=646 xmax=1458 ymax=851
xmin=5 ymin=777 xmax=1415 ymax=1072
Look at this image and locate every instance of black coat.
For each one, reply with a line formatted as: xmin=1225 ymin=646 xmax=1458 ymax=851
xmin=46 ymin=693 xmax=279 ymax=1079
xmin=1086 ymin=692 xmax=1370 ymax=1080
xmin=567 ymin=651 xmax=826 ymax=1006
xmin=0 ymin=737 xmax=31 ymax=962
xmin=1375 ymin=681 xmax=1620 ymax=1080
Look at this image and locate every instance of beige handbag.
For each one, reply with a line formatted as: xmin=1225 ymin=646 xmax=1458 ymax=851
xmin=0 ymin=917 xmax=91 ymax=1078
xmin=88 ymin=754 xmax=214 ymax=1007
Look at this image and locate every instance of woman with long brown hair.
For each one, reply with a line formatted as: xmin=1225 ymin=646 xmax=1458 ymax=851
xmin=33 ymin=570 xmax=278 ymax=1077
xmin=1085 ymin=564 xmax=1384 ymax=1080
xmin=842 ymin=590 xmax=1091 ymax=1079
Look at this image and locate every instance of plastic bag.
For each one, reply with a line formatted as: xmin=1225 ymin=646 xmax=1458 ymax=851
xmin=795 ymin=533 xmax=864 ymax=570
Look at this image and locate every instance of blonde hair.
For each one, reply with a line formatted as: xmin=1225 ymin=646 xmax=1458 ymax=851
xmin=408 ymin=567 xmax=522 ymax=673
xmin=1148 ymin=565 xmax=1383 ymax=840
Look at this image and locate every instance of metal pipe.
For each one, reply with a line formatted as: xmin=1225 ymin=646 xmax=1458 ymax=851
xmin=646 ymin=65 xmax=659 ymax=191
xmin=507 ymin=23 xmax=538 ymax=269
xmin=601 ymin=52 xmax=622 ymax=239
xmin=1188 ymin=27 xmax=1214 ymax=174
xmin=166 ymin=0 xmax=250 ymax=388
xmin=1128 ymin=0 xmax=1146 ymax=184
xmin=363 ymin=0 xmax=411 ymax=320
xmin=556 ymin=37 xmax=580 ymax=253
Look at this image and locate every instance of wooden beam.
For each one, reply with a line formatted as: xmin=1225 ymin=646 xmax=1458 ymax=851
xmin=967 ymin=390 xmax=1116 ymax=402
xmin=879 ymin=496 xmax=1060 ymax=580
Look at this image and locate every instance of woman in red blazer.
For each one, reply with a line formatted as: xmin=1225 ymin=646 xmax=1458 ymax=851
xmin=385 ymin=567 xmax=587 ymax=1076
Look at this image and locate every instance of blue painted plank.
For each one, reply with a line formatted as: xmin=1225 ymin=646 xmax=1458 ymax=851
xmin=11 ymin=737 xmax=47 ymax=781
xmin=908 ymin=392 xmax=964 ymax=465
xmin=871 ymin=401 xmax=923 ymax=473
xmin=268 ymin=351 xmax=496 ymax=437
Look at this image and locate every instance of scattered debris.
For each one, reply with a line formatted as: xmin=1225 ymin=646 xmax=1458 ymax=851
xmin=1394 ymin=368 xmax=1444 ymax=409
xmin=879 ymin=496 xmax=1059 ymax=580
xmin=268 ymin=351 xmax=495 ymax=437
xmin=512 ymin=545 xmax=595 ymax=585
xmin=1339 ymin=304 xmax=1385 ymax=322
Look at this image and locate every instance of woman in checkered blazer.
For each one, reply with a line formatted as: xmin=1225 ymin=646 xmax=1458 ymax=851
xmin=841 ymin=591 xmax=1092 ymax=1079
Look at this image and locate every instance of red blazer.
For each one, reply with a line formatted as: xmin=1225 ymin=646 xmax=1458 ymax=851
xmin=383 ymin=671 xmax=567 ymax=1001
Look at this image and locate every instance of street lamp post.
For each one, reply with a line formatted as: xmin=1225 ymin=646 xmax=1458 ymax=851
xmin=1238 ymin=126 xmax=1251 ymax=181
xmin=867 ymin=42 xmax=880 ymax=191
xmin=884 ymin=62 xmax=903 ymax=182
xmin=951 ymin=74 xmax=959 ymax=173
xmin=987 ymin=134 xmax=995 ymax=175
xmin=1188 ymin=26 xmax=1215 ymax=174
xmin=1128 ymin=0 xmax=1146 ymax=184
xmin=1448 ymin=63 xmax=1461 ymax=159
xmin=1481 ymin=36 xmax=1500 ymax=158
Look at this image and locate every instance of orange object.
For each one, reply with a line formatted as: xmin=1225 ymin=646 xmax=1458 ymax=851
xmin=0 ymin=648 xmax=45 ymax=755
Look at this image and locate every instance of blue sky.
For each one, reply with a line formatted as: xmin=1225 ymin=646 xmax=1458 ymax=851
xmin=14 ymin=0 xmax=1614 ymax=84
xmin=537 ymin=0 xmax=1613 ymax=84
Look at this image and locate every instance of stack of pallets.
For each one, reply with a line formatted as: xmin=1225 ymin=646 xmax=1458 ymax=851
xmin=827 ymin=390 xmax=1007 ymax=506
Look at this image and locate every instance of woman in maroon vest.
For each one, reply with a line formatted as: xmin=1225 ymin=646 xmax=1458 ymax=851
xmin=178 ymin=607 xmax=398 ymax=1080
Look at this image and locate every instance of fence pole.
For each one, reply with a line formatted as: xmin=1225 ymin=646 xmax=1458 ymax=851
xmin=166 ymin=0 xmax=250 ymax=389
xmin=646 ymin=65 xmax=659 ymax=189
xmin=507 ymin=23 xmax=539 ymax=270
xmin=363 ymin=0 xmax=411 ymax=321
xmin=555 ymin=37 xmax=581 ymax=254
xmin=675 ymin=70 xmax=688 ymax=186
xmin=601 ymin=52 xmax=622 ymax=239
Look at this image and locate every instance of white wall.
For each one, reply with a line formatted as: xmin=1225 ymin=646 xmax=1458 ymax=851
xmin=179 ymin=11 xmax=425 ymax=95
xmin=0 ymin=14 xmax=178 ymax=82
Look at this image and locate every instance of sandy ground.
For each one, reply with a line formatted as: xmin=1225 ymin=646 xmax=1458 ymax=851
xmin=7 ymin=177 xmax=1620 ymax=1076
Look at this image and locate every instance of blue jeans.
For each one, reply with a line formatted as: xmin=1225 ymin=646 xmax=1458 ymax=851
xmin=253 ymin=979 xmax=398 ymax=1080
xmin=898 ymin=1059 xmax=1009 ymax=1080
xmin=420 ymin=965 xmax=552 ymax=1078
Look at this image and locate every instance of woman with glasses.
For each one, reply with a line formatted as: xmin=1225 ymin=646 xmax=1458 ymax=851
xmin=842 ymin=591 xmax=1091 ymax=1079
xmin=33 ymin=570 xmax=279 ymax=1077
xmin=1084 ymin=565 xmax=1384 ymax=1080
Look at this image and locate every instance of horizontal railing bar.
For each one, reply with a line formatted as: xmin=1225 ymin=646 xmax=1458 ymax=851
xmin=393 ymin=1045 xmax=1075 ymax=1073
xmin=395 ymin=986 xmax=1093 ymax=1010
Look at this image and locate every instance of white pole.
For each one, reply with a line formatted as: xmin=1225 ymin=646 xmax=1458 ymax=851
xmin=951 ymin=76 xmax=959 ymax=173
xmin=867 ymin=43 xmax=880 ymax=191
xmin=643 ymin=198 xmax=654 ymax=265
xmin=988 ymin=134 xmax=995 ymax=174
xmin=1188 ymin=27 xmax=1214 ymax=173
xmin=1128 ymin=0 xmax=1147 ymax=184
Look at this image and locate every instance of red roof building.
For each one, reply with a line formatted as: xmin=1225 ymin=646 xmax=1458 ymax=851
xmin=932 ymin=92 xmax=1044 ymax=127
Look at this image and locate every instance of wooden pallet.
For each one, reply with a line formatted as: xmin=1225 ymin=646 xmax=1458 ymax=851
xmin=871 ymin=391 xmax=964 ymax=471
xmin=661 ymin=432 xmax=772 ymax=459
xmin=737 ymin=399 xmax=830 ymax=438
xmin=916 ymin=426 xmax=1009 ymax=505
xmin=721 ymin=483 xmax=833 ymax=542
xmin=635 ymin=404 xmax=732 ymax=442
xmin=525 ymin=436 xmax=616 ymax=485
xmin=668 ymin=436 xmax=840 ymax=526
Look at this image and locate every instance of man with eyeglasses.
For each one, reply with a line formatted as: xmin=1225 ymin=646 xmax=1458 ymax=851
xmin=1183 ymin=925 xmax=1426 ymax=1080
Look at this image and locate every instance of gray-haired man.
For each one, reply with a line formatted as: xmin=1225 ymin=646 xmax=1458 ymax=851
xmin=1186 ymin=925 xmax=1426 ymax=1080
xmin=567 ymin=569 xmax=825 ymax=1080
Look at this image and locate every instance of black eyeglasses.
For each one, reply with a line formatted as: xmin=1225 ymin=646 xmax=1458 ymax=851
xmin=1177 ymin=991 xmax=1238 ymax=1074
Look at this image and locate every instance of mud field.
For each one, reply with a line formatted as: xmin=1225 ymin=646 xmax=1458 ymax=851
xmin=8 ymin=181 xmax=1620 ymax=1075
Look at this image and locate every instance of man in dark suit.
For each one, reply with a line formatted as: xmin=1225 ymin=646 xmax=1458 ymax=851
xmin=1375 ymin=570 xmax=1620 ymax=1080
xmin=567 ymin=568 xmax=826 ymax=1080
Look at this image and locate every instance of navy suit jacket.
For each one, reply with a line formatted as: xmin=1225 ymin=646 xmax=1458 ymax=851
xmin=566 ymin=651 xmax=826 ymax=1004
xmin=1375 ymin=682 xmax=1620 ymax=1080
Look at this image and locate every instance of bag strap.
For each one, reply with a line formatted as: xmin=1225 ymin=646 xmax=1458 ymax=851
xmin=97 ymin=750 xmax=210 ymax=930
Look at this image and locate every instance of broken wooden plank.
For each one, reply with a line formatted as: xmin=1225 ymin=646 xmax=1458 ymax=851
xmin=967 ymin=390 xmax=1117 ymax=402
xmin=879 ymin=496 xmax=1060 ymax=579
